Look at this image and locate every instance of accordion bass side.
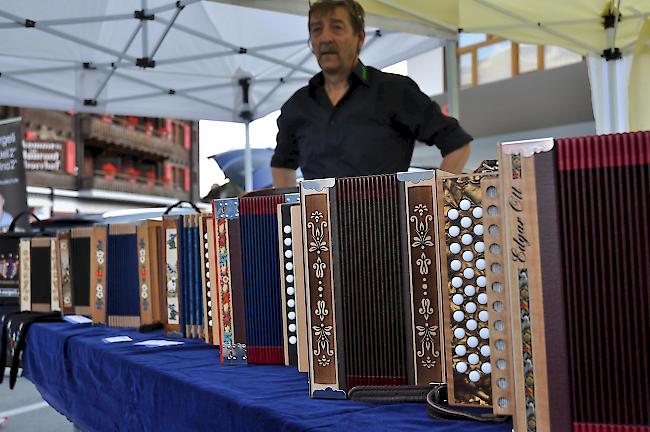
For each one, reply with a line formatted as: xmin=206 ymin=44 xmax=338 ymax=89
xmin=495 ymin=132 xmax=650 ymax=432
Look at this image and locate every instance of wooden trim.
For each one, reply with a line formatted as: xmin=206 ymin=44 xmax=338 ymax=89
xmin=511 ymin=42 xmax=520 ymax=76
xmin=538 ymin=45 xmax=545 ymax=70
xmin=471 ymin=50 xmax=478 ymax=87
xmin=457 ymin=35 xmax=505 ymax=55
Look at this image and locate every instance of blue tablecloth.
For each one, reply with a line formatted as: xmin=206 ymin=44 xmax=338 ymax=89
xmin=22 ymin=323 xmax=512 ymax=432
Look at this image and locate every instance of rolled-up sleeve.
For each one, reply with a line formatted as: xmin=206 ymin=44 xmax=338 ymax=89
xmin=271 ymin=102 xmax=300 ymax=170
xmin=396 ymin=77 xmax=473 ymax=157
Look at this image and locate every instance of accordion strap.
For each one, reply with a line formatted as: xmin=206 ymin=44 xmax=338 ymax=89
xmin=426 ymin=384 xmax=509 ymax=423
xmin=348 ymin=385 xmax=434 ymax=403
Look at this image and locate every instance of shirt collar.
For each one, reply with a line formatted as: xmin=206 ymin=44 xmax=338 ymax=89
xmin=308 ymin=60 xmax=370 ymax=96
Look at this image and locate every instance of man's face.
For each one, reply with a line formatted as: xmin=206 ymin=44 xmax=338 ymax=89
xmin=309 ymin=7 xmax=365 ymax=76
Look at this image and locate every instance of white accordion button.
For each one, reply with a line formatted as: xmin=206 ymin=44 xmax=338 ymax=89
xmin=285 ymin=250 xmax=293 ymax=259
xmin=209 ymin=319 xmax=213 ymax=326
xmin=481 ymin=345 xmax=491 ymax=357
xmin=472 ymin=207 xmax=483 ymax=219
xmin=448 ymin=209 xmax=459 ymax=220
xmin=462 ymin=250 xmax=474 ymax=262
xmin=287 ymin=287 xmax=295 ymax=296
xmin=453 ymin=294 xmax=464 ymax=306
xmin=468 ymin=353 xmax=480 ymax=365
xmin=477 ymin=293 xmax=488 ymax=305
xmin=451 ymin=260 xmax=462 ymax=271
xmin=288 ymin=323 xmax=296 ymax=332
xmin=466 ymin=319 xmax=478 ymax=331
xmin=288 ymin=311 xmax=296 ymax=320
xmin=479 ymin=327 xmax=490 ymax=339
xmin=452 ymin=277 xmax=463 ymax=288
xmin=473 ymin=224 xmax=484 ymax=236
xmin=460 ymin=199 xmax=471 ymax=211
xmin=481 ymin=363 xmax=492 ymax=375
xmin=475 ymin=242 xmax=485 ymax=253
xmin=464 ymin=285 xmax=476 ymax=296
xmin=456 ymin=361 xmax=468 ymax=373
xmin=454 ymin=328 xmax=466 ymax=339
xmin=462 ymin=234 xmax=473 ymax=245
xmin=289 ymin=336 xmax=297 ymax=345
xmin=476 ymin=276 xmax=487 ymax=287
xmin=284 ymin=238 xmax=292 ymax=246
xmin=479 ymin=310 xmax=489 ymax=322
xmin=463 ymin=268 xmax=475 ymax=280
xmin=286 ymin=275 xmax=294 ymax=283
xmin=449 ymin=226 xmax=460 ymax=237
xmin=476 ymin=259 xmax=486 ymax=270
xmin=453 ymin=310 xmax=465 ymax=322
xmin=287 ymin=299 xmax=295 ymax=308
xmin=467 ymin=336 xmax=479 ymax=348
xmin=455 ymin=345 xmax=467 ymax=356
xmin=284 ymin=225 xmax=292 ymax=234
xmin=450 ymin=243 xmax=461 ymax=254
xmin=465 ymin=302 xmax=477 ymax=314
xmin=469 ymin=370 xmax=481 ymax=382
xmin=461 ymin=217 xmax=472 ymax=228
xmin=286 ymin=262 xmax=294 ymax=271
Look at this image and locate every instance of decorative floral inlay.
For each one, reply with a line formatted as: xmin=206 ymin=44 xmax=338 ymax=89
xmin=418 ymin=298 xmax=434 ymax=321
xmin=416 ymin=321 xmax=440 ymax=367
xmin=315 ymin=299 xmax=329 ymax=321
xmin=312 ymin=322 xmax=334 ymax=357
xmin=410 ymin=206 xmax=434 ymax=250
xmin=308 ymin=213 xmax=329 ymax=255
xmin=313 ymin=257 xmax=326 ymax=279
xmin=216 ymin=220 xmax=233 ymax=347
xmin=417 ymin=252 xmax=431 ymax=276
xmin=95 ymin=239 xmax=105 ymax=310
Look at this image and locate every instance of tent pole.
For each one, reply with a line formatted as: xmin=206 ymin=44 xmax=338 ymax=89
xmin=239 ymin=77 xmax=254 ymax=191
xmin=445 ymin=39 xmax=460 ymax=119
xmin=244 ymin=120 xmax=253 ymax=191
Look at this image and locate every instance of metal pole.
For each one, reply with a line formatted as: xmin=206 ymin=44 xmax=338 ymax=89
xmin=445 ymin=39 xmax=460 ymax=119
xmin=607 ymin=56 xmax=618 ymax=132
xmin=244 ymin=121 xmax=253 ymax=192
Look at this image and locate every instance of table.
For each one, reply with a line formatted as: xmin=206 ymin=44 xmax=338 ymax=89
xmin=22 ymin=322 xmax=512 ymax=432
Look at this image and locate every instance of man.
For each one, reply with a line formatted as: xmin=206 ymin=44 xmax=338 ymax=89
xmin=271 ymin=0 xmax=472 ymax=188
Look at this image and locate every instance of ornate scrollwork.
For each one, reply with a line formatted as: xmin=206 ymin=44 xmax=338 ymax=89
xmin=308 ymin=213 xmax=329 ymax=254
xmin=416 ymin=321 xmax=440 ymax=366
xmin=411 ymin=212 xmax=434 ymax=250
xmin=417 ymin=252 xmax=431 ymax=276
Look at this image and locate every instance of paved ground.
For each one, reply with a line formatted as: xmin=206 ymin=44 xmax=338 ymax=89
xmin=0 ymin=370 xmax=74 ymax=432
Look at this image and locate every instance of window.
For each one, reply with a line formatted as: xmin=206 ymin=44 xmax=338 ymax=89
xmin=518 ymin=44 xmax=539 ymax=74
xmin=544 ymin=45 xmax=583 ymax=70
xmin=477 ymin=41 xmax=511 ymax=85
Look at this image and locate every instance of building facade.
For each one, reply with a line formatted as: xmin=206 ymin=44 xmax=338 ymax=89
xmin=0 ymin=106 xmax=199 ymax=218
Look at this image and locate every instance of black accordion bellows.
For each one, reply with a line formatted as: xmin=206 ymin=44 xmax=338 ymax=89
xmin=335 ymin=174 xmax=407 ymax=388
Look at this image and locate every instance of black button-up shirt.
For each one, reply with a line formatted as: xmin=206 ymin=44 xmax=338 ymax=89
xmin=271 ymin=61 xmax=472 ymax=180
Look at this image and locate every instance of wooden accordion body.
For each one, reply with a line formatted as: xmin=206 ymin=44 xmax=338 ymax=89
xmin=494 ymin=133 xmax=650 ymax=432
xmin=300 ymin=171 xmax=492 ymax=398
xmin=212 ymin=190 xmax=299 ymax=365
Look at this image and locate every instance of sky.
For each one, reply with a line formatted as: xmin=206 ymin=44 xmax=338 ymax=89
xmin=197 ymin=61 xmax=408 ymax=197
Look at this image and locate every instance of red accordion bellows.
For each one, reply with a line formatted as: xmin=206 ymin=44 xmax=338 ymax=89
xmin=555 ymin=132 xmax=650 ymax=430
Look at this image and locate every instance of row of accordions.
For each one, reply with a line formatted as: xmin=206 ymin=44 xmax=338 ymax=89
xmin=7 ymin=215 xmax=216 ymax=341
xmin=7 ymin=131 xmax=649 ymax=431
xmin=213 ymin=131 xmax=649 ymax=432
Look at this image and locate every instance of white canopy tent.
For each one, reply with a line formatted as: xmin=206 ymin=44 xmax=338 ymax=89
xmin=0 ymin=0 xmax=454 ymax=190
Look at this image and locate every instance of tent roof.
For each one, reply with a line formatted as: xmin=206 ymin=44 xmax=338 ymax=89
xmin=0 ymin=0 xmax=446 ymax=122
xmin=460 ymin=0 xmax=650 ymax=55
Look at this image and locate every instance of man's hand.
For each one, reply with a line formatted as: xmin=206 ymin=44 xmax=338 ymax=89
xmin=439 ymin=143 xmax=471 ymax=174
xmin=272 ymin=167 xmax=297 ymax=188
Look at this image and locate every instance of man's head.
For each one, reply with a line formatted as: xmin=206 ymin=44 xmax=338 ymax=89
xmin=308 ymin=0 xmax=366 ymax=76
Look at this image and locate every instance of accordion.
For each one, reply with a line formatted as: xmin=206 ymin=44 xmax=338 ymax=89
xmin=493 ymin=132 xmax=650 ymax=431
xmin=20 ymin=237 xmax=61 ymax=313
xmin=212 ymin=189 xmax=300 ymax=365
xmin=299 ymin=131 xmax=650 ymax=432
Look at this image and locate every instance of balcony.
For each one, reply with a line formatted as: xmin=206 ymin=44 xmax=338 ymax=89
xmin=26 ymin=171 xmax=76 ymax=190
xmin=80 ymin=171 xmax=189 ymax=201
xmin=80 ymin=116 xmax=188 ymax=163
